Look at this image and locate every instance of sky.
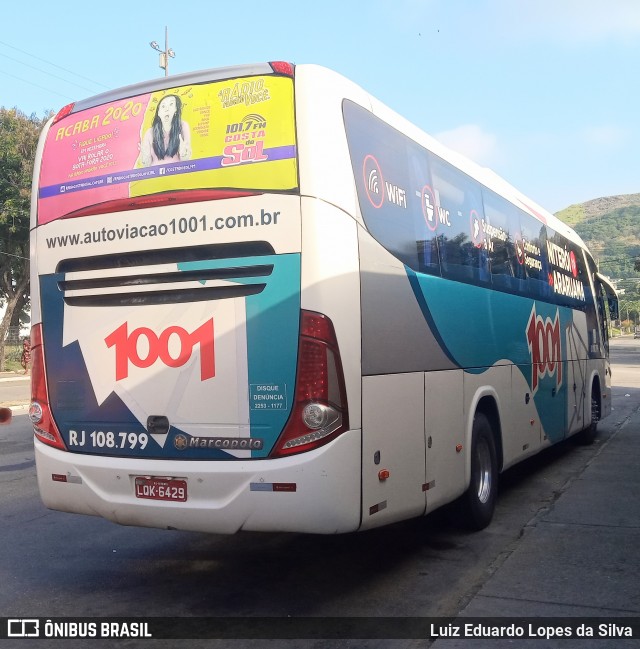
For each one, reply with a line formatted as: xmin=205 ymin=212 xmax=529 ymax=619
xmin=1 ymin=0 xmax=639 ymax=214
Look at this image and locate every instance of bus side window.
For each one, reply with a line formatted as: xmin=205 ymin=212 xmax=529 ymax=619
xmin=518 ymin=215 xmax=548 ymax=301
xmin=343 ymin=100 xmax=439 ymax=276
xmin=430 ymin=154 xmax=489 ymax=286
xmin=483 ymin=190 xmax=527 ymax=294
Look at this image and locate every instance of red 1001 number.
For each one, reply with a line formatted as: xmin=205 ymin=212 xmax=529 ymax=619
xmin=105 ymin=320 xmax=215 ymax=381
xmin=526 ymin=307 xmax=562 ymax=393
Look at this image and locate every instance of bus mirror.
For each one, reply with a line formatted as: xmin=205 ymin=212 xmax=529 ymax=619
xmin=0 ymin=407 xmax=12 ymax=424
xmin=608 ymin=297 xmax=619 ymax=321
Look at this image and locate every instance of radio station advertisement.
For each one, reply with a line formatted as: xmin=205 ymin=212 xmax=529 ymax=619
xmin=38 ymin=75 xmax=298 ymax=225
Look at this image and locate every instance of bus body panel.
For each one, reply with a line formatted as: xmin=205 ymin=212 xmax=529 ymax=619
xmin=360 ymin=372 xmax=426 ymax=530
xmin=34 ymin=430 xmax=362 ymax=534
xmin=295 ymin=65 xmax=368 ymax=227
xmin=34 ymin=194 xmax=303 ymax=460
xmin=299 ymin=197 xmax=362 ymax=430
xmin=358 ymin=228 xmax=457 ymax=375
xmin=32 ymin=193 xmax=302 ymax=274
xmin=423 ymin=369 xmax=466 ymax=514
xmin=510 ymin=364 xmax=543 ymax=462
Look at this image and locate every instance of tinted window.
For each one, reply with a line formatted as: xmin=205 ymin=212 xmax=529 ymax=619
xmin=344 ymin=99 xmax=591 ymax=308
xmin=516 ymin=211 xmax=548 ymax=299
xmin=430 ymin=154 xmax=489 ymax=284
xmin=482 ymin=190 xmax=527 ymax=292
xmin=343 ymin=100 xmax=440 ymax=275
xmin=545 ymin=228 xmax=589 ymax=308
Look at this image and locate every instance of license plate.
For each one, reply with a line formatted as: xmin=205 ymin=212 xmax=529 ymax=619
xmin=134 ymin=477 xmax=187 ymax=502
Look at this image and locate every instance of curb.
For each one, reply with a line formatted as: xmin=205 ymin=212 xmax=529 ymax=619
xmin=1 ymin=403 xmax=29 ymax=412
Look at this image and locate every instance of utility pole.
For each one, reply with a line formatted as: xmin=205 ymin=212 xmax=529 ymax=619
xmin=150 ymin=27 xmax=175 ymax=77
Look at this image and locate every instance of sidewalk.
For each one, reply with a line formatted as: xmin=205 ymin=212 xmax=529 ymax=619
xmin=0 ymin=371 xmax=30 ymax=411
xmin=432 ymin=397 xmax=640 ymax=647
xmin=0 ymin=372 xmax=30 ymax=381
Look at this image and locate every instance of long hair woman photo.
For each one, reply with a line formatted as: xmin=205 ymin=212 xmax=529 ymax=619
xmin=139 ymin=94 xmax=191 ymax=166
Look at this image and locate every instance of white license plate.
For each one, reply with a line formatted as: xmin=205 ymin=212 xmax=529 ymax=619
xmin=134 ymin=477 xmax=187 ymax=502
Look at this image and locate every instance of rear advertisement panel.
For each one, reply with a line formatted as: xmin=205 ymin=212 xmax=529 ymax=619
xmin=38 ymin=75 xmax=297 ymax=224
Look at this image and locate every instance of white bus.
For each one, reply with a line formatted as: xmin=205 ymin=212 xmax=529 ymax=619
xmin=30 ymin=62 xmax=618 ymax=534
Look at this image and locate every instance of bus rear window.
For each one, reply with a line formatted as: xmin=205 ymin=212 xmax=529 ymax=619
xmin=37 ymin=75 xmax=298 ymax=225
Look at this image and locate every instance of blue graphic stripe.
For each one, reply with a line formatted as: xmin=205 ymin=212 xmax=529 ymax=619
xmin=405 ymin=267 xmax=459 ymax=369
xmin=406 ymin=266 xmax=575 ymax=443
xmin=178 ymin=253 xmax=301 ymax=458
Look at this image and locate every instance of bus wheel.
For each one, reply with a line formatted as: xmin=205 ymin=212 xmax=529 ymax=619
xmin=577 ymin=395 xmax=599 ymax=445
xmin=457 ymin=412 xmax=498 ymax=531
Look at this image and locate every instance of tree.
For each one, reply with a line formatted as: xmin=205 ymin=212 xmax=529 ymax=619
xmin=618 ymin=298 xmax=640 ymax=332
xmin=0 ymin=108 xmax=48 ymax=370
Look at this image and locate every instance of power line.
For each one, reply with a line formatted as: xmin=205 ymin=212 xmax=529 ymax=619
xmin=0 ymin=68 xmax=74 ymax=102
xmin=0 ymin=52 xmax=100 ymax=95
xmin=0 ymin=39 xmax=109 ymax=90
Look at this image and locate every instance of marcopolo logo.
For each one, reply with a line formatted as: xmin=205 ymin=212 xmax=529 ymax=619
xmin=526 ymin=306 xmax=562 ymax=393
xmin=105 ymin=319 xmax=215 ymax=381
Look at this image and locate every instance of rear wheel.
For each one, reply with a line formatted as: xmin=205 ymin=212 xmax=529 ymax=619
xmin=456 ymin=412 xmax=498 ymax=531
xmin=576 ymin=393 xmax=599 ymax=445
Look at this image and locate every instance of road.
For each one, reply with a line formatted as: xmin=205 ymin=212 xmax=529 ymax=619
xmin=0 ymin=337 xmax=638 ymax=648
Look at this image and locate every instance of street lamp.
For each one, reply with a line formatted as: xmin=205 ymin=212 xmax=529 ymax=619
xmin=150 ymin=26 xmax=175 ymax=77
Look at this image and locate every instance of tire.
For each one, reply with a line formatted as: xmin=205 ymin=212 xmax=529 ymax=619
xmin=456 ymin=412 xmax=498 ymax=531
xmin=576 ymin=394 xmax=599 ymax=445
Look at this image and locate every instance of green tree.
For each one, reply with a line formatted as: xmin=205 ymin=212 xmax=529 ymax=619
xmin=0 ymin=108 xmax=48 ymax=370
xmin=619 ymin=298 xmax=640 ymax=331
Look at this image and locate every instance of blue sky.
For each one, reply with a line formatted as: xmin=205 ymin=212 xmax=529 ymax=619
xmin=2 ymin=0 xmax=639 ymax=213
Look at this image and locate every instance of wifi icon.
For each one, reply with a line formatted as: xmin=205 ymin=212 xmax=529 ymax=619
xmin=368 ymin=169 xmax=380 ymax=194
xmin=363 ymin=155 xmax=384 ymax=209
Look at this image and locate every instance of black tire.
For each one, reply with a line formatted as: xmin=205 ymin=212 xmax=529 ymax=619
xmin=576 ymin=394 xmax=599 ymax=445
xmin=457 ymin=412 xmax=498 ymax=531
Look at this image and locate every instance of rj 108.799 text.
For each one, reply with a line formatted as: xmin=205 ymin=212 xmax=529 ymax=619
xmin=69 ymin=430 xmax=149 ymax=449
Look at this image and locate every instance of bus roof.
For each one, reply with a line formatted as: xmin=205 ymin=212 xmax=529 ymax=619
xmin=71 ymin=63 xmax=280 ymax=113
xmin=51 ymin=61 xmax=586 ymax=252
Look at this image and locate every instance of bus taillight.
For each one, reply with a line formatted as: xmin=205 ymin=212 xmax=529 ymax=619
xmin=30 ymin=325 xmax=66 ymax=451
xmin=271 ymin=310 xmax=349 ymax=457
xmin=52 ymin=102 xmax=75 ymax=124
xmin=269 ymin=61 xmax=294 ymax=76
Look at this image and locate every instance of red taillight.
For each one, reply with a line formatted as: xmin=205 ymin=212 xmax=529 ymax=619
xmin=30 ymin=325 xmax=66 ymax=450
xmin=270 ymin=311 xmax=348 ymax=457
xmin=269 ymin=61 xmax=294 ymax=76
xmin=52 ymin=102 xmax=75 ymax=125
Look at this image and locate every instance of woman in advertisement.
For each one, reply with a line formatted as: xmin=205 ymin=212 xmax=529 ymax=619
xmin=138 ymin=94 xmax=191 ymax=166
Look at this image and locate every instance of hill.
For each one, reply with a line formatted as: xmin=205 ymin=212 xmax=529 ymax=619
xmin=555 ymin=193 xmax=640 ymax=289
xmin=555 ymin=193 xmax=640 ymax=228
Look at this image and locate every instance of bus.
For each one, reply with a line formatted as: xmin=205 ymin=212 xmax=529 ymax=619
xmin=30 ymin=62 xmax=618 ymax=535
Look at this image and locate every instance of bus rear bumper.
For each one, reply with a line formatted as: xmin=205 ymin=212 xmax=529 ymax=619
xmin=34 ymin=430 xmax=362 ymax=535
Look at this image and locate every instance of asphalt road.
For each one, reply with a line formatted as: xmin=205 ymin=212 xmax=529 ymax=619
xmin=0 ymin=337 xmax=638 ymax=648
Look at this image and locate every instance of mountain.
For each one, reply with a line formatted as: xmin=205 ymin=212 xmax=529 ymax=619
xmin=555 ymin=193 xmax=640 ymax=285
xmin=556 ymin=193 xmax=640 ymax=228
